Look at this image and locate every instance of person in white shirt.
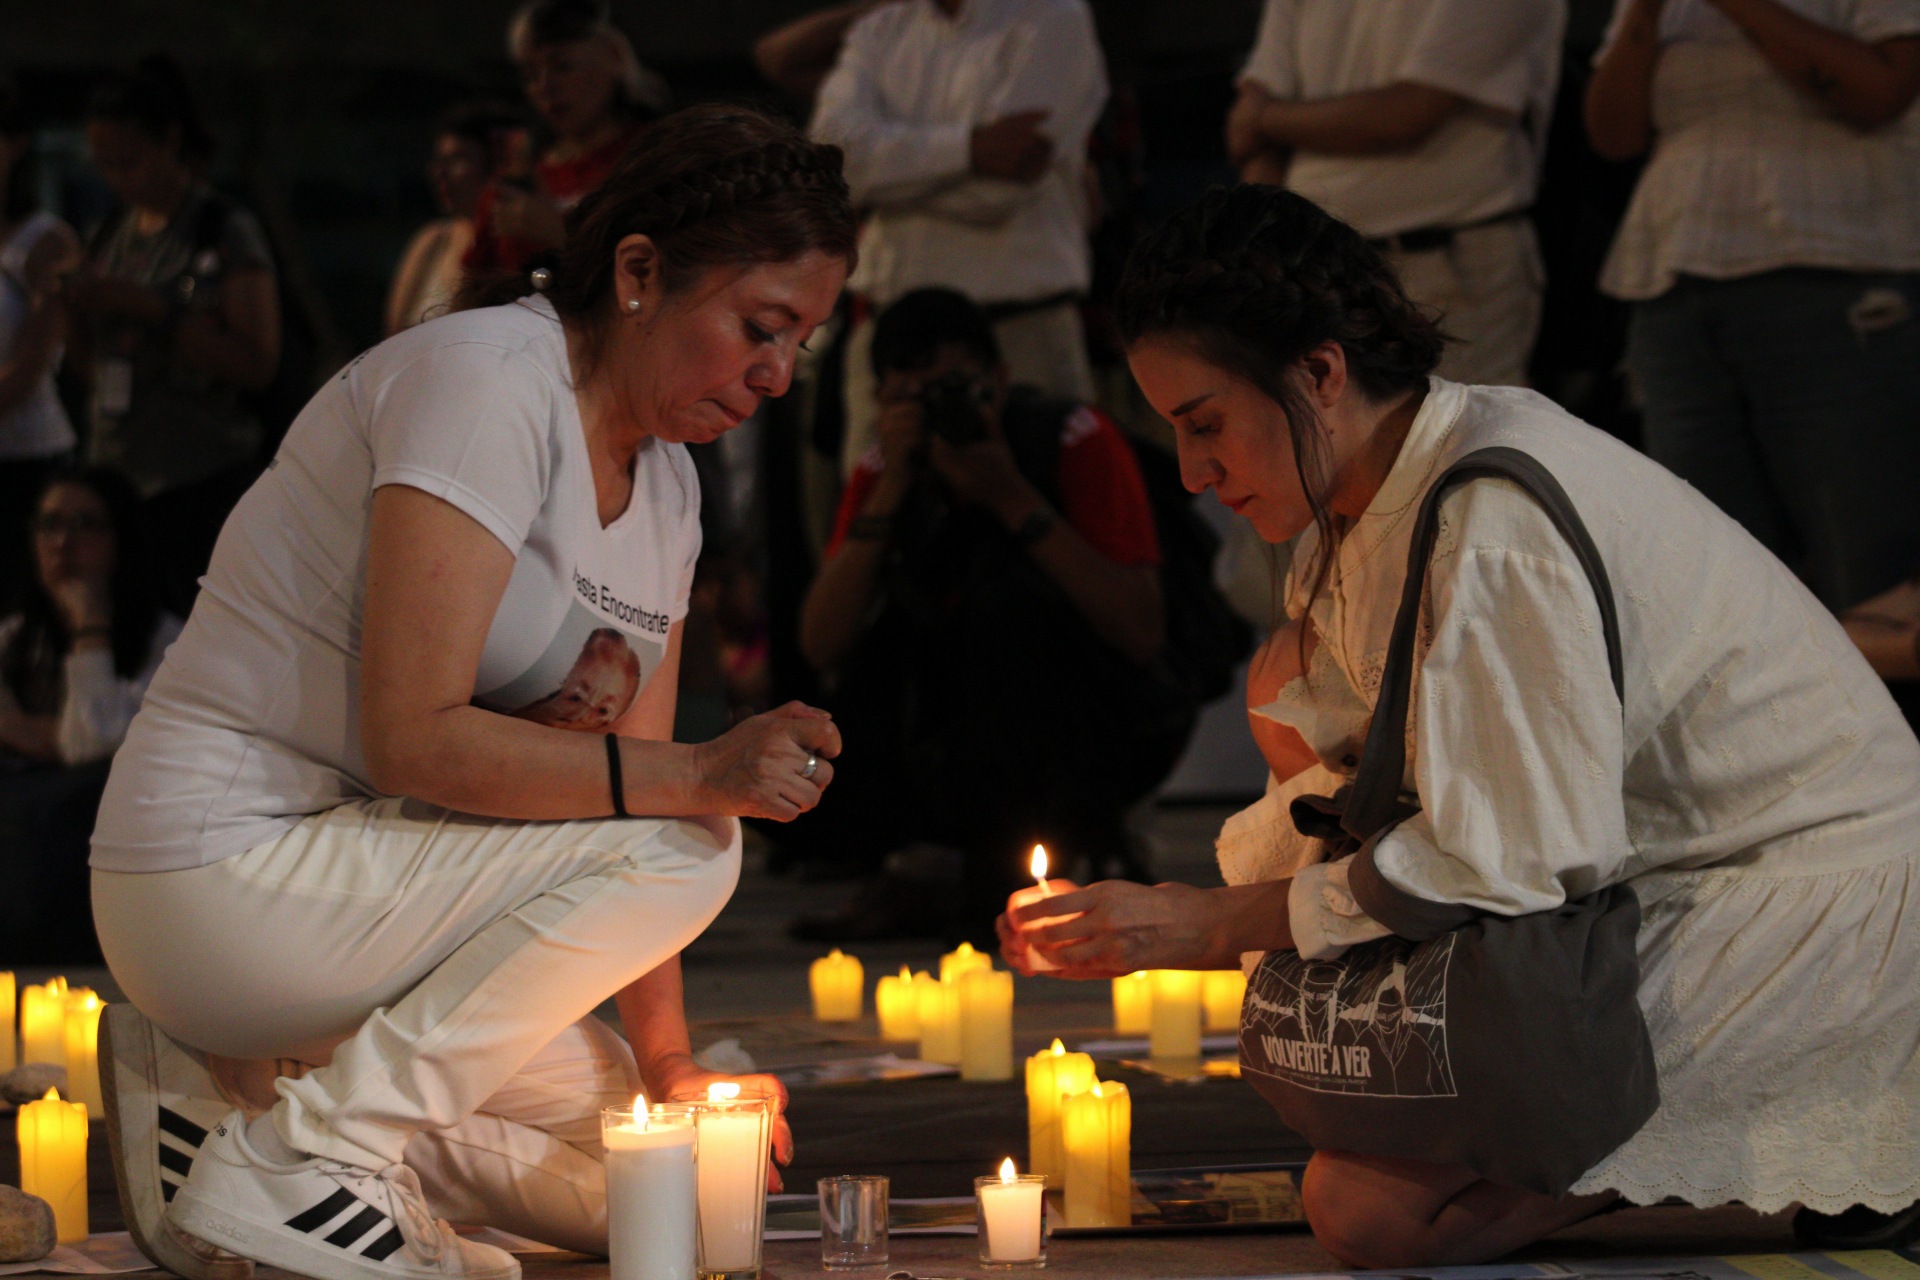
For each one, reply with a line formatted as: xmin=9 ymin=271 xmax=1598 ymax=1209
xmin=1586 ymin=0 xmax=1920 ymax=611
xmin=1229 ymin=0 xmax=1566 ymax=387
xmin=809 ymin=0 xmax=1109 ymax=476
xmin=86 ymin=106 xmax=856 ymax=1280
xmin=1004 ymin=185 xmax=1920 ymax=1262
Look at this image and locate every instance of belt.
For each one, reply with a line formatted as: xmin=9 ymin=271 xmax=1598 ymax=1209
xmin=1367 ymin=208 xmax=1531 ymax=256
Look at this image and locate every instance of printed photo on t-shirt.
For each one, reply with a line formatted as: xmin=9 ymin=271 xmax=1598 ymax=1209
xmin=473 ymin=595 xmax=665 ymax=731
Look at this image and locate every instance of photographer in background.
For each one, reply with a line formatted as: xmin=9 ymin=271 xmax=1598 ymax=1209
xmin=790 ymin=287 xmax=1189 ymax=943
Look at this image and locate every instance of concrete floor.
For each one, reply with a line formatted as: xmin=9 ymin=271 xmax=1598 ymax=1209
xmin=4 ymin=804 xmax=1807 ymax=1277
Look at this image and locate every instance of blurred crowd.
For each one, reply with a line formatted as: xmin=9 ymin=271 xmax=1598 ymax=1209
xmin=3 ymin=0 xmax=1918 ymax=959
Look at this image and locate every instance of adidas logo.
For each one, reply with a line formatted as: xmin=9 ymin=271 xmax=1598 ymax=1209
xmin=284 ymin=1189 xmax=407 ymax=1261
xmin=159 ymin=1107 xmax=209 ymax=1205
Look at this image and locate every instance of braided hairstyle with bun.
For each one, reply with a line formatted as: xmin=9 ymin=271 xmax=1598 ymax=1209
xmin=1116 ymin=184 xmax=1446 ymax=619
xmin=456 ymin=102 xmax=856 ymax=374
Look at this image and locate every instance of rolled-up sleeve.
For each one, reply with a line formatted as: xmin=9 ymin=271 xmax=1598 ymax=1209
xmin=1240 ymin=0 xmax=1301 ymax=97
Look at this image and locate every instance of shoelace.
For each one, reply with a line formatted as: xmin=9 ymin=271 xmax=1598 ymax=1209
xmin=321 ymin=1161 xmax=448 ymax=1265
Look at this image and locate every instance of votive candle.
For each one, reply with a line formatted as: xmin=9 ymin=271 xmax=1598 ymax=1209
xmin=975 ymin=1159 xmax=1045 ymax=1268
xmin=603 ymin=1098 xmax=696 ymax=1280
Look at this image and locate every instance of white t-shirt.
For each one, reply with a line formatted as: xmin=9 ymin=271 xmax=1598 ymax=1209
xmin=1240 ymin=0 xmax=1567 ymax=238
xmin=0 ymin=211 xmax=78 ymax=461
xmin=92 ymin=297 xmax=702 ymax=872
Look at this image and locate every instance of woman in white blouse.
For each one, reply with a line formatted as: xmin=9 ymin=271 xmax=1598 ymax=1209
xmin=1585 ymin=0 xmax=1920 ymax=611
xmin=0 ymin=466 xmax=179 ymax=963
xmin=1003 ymin=186 xmax=1920 ymax=1263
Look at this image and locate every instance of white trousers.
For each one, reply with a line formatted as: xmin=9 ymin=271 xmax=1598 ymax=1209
xmin=1384 ymin=218 xmax=1545 ymax=389
xmin=93 ymin=797 xmax=742 ymax=1252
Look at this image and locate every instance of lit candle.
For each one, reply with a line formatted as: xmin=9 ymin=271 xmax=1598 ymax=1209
xmin=808 ymin=949 xmax=864 ymax=1022
xmin=1061 ymin=1080 xmax=1131 ymax=1229
xmin=691 ymin=1083 xmax=771 ymax=1277
xmin=917 ymin=978 xmax=962 ymax=1066
xmin=938 ymin=941 xmax=992 ymax=985
xmin=1025 ymin=1039 xmax=1095 ymax=1187
xmin=1111 ymin=971 xmax=1151 ymax=1035
xmin=875 ymin=967 xmax=924 ymax=1041
xmin=1203 ymin=969 xmax=1248 ymax=1033
xmin=1006 ymin=845 xmax=1074 ymax=973
xmin=20 ymin=976 xmax=67 ymax=1069
xmin=1148 ymin=970 xmax=1202 ymax=1060
xmin=1 ymin=971 xmax=15 ymax=1073
xmin=958 ymin=967 xmax=1014 ymax=1082
xmin=63 ymin=991 xmax=104 ymax=1118
xmin=602 ymin=1096 xmax=696 ymax=1280
xmin=18 ymin=1088 xmax=87 ymax=1243
xmin=974 ymin=1158 xmax=1045 ymax=1266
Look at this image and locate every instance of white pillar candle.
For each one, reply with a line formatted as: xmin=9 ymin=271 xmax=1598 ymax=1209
xmin=62 ymin=991 xmax=104 ymax=1119
xmin=1111 ymin=970 xmax=1151 ymax=1034
xmin=691 ymin=1084 xmax=771 ymax=1277
xmin=1203 ymin=969 xmax=1248 ymax=1032
xmin=975 ymin=1159 xmax=1045 ymax=1265
xmin=20 ymin=976 xmax=67 ymax=1070
xmin=938 ymin=941 xmax=991 ymax=984
xmin=958 ymin=968 xmax=1014 ymax=1082
xmin=875 ymin=967 xmax=924 ymax=1040
xmin=1 ymin=972 xmax=16 ymax=1073
xmin=1148 ymin=969 xmax=1202 ymax=1059
xmin=808 ymin=949 xmax=863 ymax=1022
xmin=917 ymin=979 xmax=962 ymax=1066
xmin=603 ymin=1100 xmax=696 ymax=1280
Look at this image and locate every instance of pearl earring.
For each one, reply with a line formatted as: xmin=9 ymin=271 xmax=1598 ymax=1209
xmin=627 ymin=300 xmax=641 ymax=312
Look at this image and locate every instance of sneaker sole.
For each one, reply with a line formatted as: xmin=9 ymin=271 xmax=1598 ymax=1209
xmin=169 ymin=1185 xmax=520 ymax=1280
xmin=100 ymin=1006 xmax=256 ymax=1280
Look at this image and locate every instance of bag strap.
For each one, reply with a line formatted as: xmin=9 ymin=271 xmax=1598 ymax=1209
xmin=1340 ymin=445 xmax=1624 ymax=845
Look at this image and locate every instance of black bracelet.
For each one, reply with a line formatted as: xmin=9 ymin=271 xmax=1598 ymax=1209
xmin=604 ymin=732 xmax=629 ymax=818
xmin=1012 ymin=505 xmax=1057 ymax=548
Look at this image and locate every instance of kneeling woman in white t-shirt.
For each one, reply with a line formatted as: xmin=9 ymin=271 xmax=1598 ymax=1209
xmin=87 ymin=104 xmax=855 ymax=1280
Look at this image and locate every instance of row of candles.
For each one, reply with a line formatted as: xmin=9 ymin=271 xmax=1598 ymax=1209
xmin=4 ymin=974 xmax=108 ymax=1246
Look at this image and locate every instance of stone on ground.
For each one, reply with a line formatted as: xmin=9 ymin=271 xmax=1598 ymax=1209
xmin=0 ymin=1185 xmax=56 ymax=1264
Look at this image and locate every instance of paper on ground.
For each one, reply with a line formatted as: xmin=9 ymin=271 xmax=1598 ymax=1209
xmin=0 ymin=1228 xmax=562 ymax=1275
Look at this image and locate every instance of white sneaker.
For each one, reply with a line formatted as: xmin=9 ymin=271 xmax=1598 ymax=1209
xmin=168 ymin=1111 xmax=520 ymax=1280
xmin=99 ymin=1003 xmax=256 ymax=1280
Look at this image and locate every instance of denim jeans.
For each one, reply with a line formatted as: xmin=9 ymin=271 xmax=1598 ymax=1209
xmin=1628 ymin=269 xmax=1920 ymax=609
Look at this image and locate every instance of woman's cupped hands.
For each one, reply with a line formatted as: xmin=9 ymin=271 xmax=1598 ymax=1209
xmin=652 ymin=1056 xmax=795 ymax=1193
xmin=997 ymin=879 xmax=1225 ymax=979
xmin=693 ymin=701 xmax=840 ymax=821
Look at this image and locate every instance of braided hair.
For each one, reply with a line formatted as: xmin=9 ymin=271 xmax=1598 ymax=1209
xmin=456 ymin=103 xmax=856 ymax=372
xmin=1116 ymin=184 xmax=1445 ymax=620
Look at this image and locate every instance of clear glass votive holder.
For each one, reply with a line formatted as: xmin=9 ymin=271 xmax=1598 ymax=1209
xmin=817 ymin=1175 xmax=889 ymax=1271
xmin=974 ymin=1174 xmax=1048 ymax=1269
xmin=682 ymin=1088 xmax=775 ymax=1280
xmin=602 ymin=1103 xmax=698 ymax=1280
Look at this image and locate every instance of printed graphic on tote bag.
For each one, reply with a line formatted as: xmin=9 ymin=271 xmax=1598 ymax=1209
xmin=1241 ymin=935 xmax=1457 ymax=1097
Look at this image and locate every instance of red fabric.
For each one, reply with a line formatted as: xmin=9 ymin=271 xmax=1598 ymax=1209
xmin=825 ymin=404 xmax=1161 ymax=566
xmin=464 ymin=124 xmax=646 ymax=274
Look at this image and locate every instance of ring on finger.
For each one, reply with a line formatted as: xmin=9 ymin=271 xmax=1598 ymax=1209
xmin=801 ymin=754 xmax=819 ymax=780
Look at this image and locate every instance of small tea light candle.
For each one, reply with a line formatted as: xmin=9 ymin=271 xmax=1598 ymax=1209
xmin=958 ymin=968 xmax=1014 ymax=1082
xmin=1061 ymin=1080 xmax=1131 ymax=1229
xmin=1007 ymin=845 xmax=1076 ymax=973
xmin=62 ymin=991 xmax=104 ymax=1118
xmin=975 ymin=1158 xmax=1046 ymax=1268
xmin=20 ymin=976 xmax=67 ymax=1069
xmin=18 ymin=1088 xmax=87 ymax=1243
xmin=918 ymin=979 xmax=962 ymax=1066
xmin=875 ymin=967 xmax=925 ymax=1041
xmin=1148 ymin=969 xmax=1202 ymax=1060
xmin=939 ymin=941 xmax=992 ymax=985
xmin=602 ymin=1096 xmax=696 ymax=1280
xmin=1111 ymin=971 xmax=1151 ymax=1035
xmin=1203 ymin=969 xmax=1248 ymax=1033
xmin=1 ymin=971 xmax=15 ymax=1073
xmin=809 ymin=949 xmax=864 ymax=1022
xmin=1025 ymin=1039 xmax=1095 ymax=1187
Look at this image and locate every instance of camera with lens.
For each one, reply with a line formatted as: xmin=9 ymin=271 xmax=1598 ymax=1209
xmin=917 ymin=369 xmax=992 ymax=447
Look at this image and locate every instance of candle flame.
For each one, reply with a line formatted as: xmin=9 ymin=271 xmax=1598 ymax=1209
xmin=707 ymin=1082 xmax=741 ymax=1103
xmin=1029 ymin=844 xmax=1048 ymax=881
xmin=999 ymin=1157 xmax=1018 ymax=1183
xmin=1049 ymin=1039 xmax=1065 ymax=1055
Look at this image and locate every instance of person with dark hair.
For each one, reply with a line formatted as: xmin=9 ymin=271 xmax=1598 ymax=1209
xmin=385 ymin=103 xmax=527 ymax=335
xmin=788 ymin=284 xmax=1184 ymax=941
xmin=1229 ymin=0 xmax=1566 ymax=387
xmin=808 ymin=0 xmax=1109 ymax=482
xmin=67 ymin=56 xmax=281 ymax=615
xmin=1003 ymin=184 xmax=1920 ymax=1262
xmin=1586 ymin=0 xmax=1920 ymax=611
xmin=0 ymin=466 xmax=178 ymax=964
xmin=0 ymin=76 xmax=81 ymax=610
xmin=465 ymin=0 xmax=670 ymax=276
xmin=88 ymin=104 xmax=854 ymax=1280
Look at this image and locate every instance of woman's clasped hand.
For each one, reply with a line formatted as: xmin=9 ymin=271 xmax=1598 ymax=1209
xmin=692 ymin=700 xmax=840 ymax=821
